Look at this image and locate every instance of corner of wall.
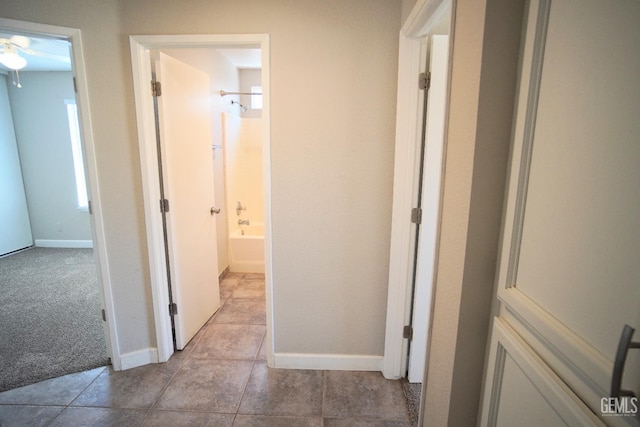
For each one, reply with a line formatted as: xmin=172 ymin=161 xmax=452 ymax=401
xmin=424 ymin=0 xmax=527 ymax=425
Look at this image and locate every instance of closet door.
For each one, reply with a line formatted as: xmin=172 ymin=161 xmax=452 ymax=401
xmin=0 ymin=76 xmax=32 ymax=256
xmin=480 ymin=0 xmax=640 ymax=425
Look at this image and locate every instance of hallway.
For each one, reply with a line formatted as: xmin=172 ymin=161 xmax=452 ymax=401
xmin=0 ymin=273 xmax=411 ymax=426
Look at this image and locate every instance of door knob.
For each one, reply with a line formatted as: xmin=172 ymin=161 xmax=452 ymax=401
xmin=611 ymin=324 xmax=640 ymax=398
xmin=210 ymin=207 xmax=221 ymax=215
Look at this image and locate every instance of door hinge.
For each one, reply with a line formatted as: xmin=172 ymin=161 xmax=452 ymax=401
xmin=88 ymin=200 xmax=93 ymax=215
xmin=403 ymin=325 xmax=413 ymax=341
xmin=73 ymin=77 xmax=78 ymax=93
xmin=411 ymin=207 xmax=422 ymax=224
xmin=101 ymin=309 xmax=106 ymax=322
xmin=151 ymin=80 xmax=162 ymax=96
xmin=160 ymin=198 xmax=170 ymax=213
xmin=419 ymin=72 xmax=431 ymax=90
xmin=169 ymin=302 xmax=178 ymax=316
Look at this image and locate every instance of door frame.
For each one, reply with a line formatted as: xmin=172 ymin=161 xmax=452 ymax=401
xmin=129 ymin=34 xmax=272 ymax=363
xmin=383 ymin=0 xmax=452 ymax=379
xmin=0 ymin=17 xmax=120 ymax=369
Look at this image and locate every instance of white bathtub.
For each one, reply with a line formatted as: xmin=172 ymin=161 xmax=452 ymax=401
xmin=229 ymin=224 xmax=265 ymax=273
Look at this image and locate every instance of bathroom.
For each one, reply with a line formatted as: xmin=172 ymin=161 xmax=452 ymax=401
xmin=162 ymin=47 xmax=265 ymax=276
xmin=222 ymin=68 xmax=265 ymax=274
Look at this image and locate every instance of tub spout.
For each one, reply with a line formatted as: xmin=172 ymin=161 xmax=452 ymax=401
xmin=238 ymin=219 xmax=250 ymax=226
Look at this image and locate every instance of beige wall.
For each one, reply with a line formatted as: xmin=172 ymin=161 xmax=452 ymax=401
xmin=0 ymin=0 xmax=401 ymax=358
xmin=1 ymin=0 xmax=155 ymax=354
xmin=401 ymin=0 xmax=419 ymax=24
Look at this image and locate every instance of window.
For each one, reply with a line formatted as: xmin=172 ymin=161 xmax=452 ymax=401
xmin=65 ymin=100 xmax=89 ymax=210
xmin=251 ymin=85 xmax=263 ymax=110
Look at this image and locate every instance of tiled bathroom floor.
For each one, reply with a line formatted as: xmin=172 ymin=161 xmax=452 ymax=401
xmin=0 ymin=273 xmax=411 ymax=426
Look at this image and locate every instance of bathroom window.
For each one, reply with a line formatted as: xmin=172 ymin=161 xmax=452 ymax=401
xmin=65 ymin=99 xmax=89 ymax=210
xmin=251 ymin=85 xmax=262 ymax=110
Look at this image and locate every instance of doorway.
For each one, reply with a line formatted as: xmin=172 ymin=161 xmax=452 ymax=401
xmin=130 ymin=35 xmax=273 ymax=365
xmin=383 ymin=0 xmax=452 ymax=424
xmin=0 ymin=18 xmax=116 ymax=387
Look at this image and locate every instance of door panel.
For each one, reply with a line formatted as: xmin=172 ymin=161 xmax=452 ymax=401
xmin=514 ymin=0 xmax=640 ymax=358
xmin=157 ymin=52 xmax=220 ymax=349
xmin=408 ymin=35 xmax=449 ymax=383
xmin=482 ymin=0 xmax=640 ymax=424
xmin=481 ymin=319 xmax=604 ymax=427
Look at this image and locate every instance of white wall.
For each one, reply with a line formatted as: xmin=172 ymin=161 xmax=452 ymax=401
xmin=224 ymin=116 xmax=264 ymax=232
xmin=0 ymin=0 xmax=400 ymax=363
xmin=7 ymin=71 xmax=92 ymax=244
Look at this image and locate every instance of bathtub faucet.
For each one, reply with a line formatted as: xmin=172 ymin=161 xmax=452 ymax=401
xmin=238 ymin=219 xmax=250 ymax=226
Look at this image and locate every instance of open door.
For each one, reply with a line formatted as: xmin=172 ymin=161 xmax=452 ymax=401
xmin=408 ymin=35 xmax=449 ymax=383
xmin=480 ymin=0 xmax=640 ymax=424
xmin=0 ymin=77 xmax=33 ymax=256
xmin=155 ymin=52 xmax=221 ymax=350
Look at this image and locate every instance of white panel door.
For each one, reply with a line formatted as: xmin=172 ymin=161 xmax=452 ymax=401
xmin=408 ymin=35 xmax=449 ymax=383
xmin=481 ymin=0 xmax=640 ymax=424
xmin=157 ymin=52 xmax=220 ymax=350
xmin=0 ymin=77 xmax=32 ymax=256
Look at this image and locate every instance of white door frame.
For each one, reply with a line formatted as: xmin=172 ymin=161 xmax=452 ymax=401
xmin=129 ymin=34 xmax=272 ymax=364
xmin=0 ymin=18 xmax=120 ymax=369
xmin=383 ymin=0 xmax=452 ymax=379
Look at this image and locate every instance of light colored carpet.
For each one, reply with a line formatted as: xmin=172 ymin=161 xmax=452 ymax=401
xmin=402 ymin=379 xmax=421 ymax=427
xmin=0 ymin=247 xmax=109 ymax=392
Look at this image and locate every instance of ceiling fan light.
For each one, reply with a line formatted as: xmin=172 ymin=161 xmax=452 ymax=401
xmin=0 ymin=52 xmax=27 ymax=70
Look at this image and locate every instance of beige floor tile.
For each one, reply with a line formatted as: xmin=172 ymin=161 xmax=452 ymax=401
xmin=192 ymin=324 xmax=265 ymax=360
xmin=239 ymin=362 xmax=323 ymax=417
xmin=154 ymin=358 xmax=253 ymax=412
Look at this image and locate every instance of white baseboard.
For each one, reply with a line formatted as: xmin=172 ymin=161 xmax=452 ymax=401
xmin=34 ymin=239 xmax=93 ymax=248
xmin=272 ymin=353 xmax=383 ymax=371
xmin=119 ymin=348 xmax=159 ymax=371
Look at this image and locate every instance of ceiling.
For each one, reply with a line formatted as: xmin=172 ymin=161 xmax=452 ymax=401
xmin=0 ymin=33 xmax=71 ymax=73
xmin=217 ymin=48 xmax=261 ymax=69
xmin=0 ymin=35 xmax=260 ymax=74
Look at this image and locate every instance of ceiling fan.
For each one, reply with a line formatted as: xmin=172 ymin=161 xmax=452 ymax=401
xmin=0 ymin=34 xmax=71 ymax=88
xmin=0 ymin=36 xmax=32 ymax=70
xmin=0 ymin=35 xmax=71 ymax=70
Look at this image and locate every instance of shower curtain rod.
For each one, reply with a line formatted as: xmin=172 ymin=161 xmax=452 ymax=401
xmin=219 ymin=90 xmax=262 ymax=97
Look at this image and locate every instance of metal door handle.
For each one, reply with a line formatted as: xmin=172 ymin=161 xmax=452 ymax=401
xmin=611 ymin=324 xmax=640 ymax=398
xmin=210 ymin=207 xmax=221 ymax=215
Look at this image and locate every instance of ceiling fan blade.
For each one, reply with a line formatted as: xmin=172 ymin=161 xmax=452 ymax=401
xmin=21 ymin=48 xmax=70 ymax=64
xmin=9 ymin=35 xmax=30 ymax=49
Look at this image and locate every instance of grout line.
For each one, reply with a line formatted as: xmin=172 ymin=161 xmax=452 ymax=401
xmin=234 ymin=359 xmax=258 ymax=418
xmin=322 ymin=370 xmax=327 ymax=420
xmin=254 ymin=330 xmax=267 ymax=360
xmin=65 ymin=366 xmax=108 ymax=408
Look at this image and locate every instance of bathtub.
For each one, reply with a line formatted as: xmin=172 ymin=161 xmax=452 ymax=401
xmin=229 ymin=224 xmax=265 ymax=273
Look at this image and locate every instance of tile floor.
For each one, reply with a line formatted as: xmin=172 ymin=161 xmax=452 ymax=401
xmin=0 ymin=273 xmax=411 ymax=426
